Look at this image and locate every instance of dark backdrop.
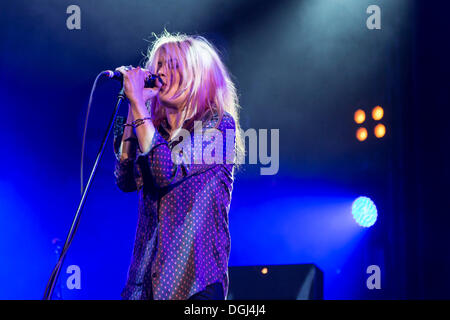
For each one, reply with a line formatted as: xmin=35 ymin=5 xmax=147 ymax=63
xmin=0 ymin=0 xmax=448 ymax=299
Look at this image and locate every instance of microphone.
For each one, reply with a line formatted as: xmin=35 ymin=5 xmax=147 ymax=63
xmin=102 ymin=70 xmax=163 ymax=88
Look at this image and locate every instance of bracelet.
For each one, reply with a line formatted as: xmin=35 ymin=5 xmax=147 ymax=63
xmin=123 ymin=117 xmax=152 ymax=128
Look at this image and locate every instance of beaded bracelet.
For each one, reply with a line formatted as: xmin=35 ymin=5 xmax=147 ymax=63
xmin=123 ymin=117 xmax=152 ymax=128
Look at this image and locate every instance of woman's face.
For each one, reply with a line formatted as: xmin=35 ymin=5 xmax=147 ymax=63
xmin=156 ymin=54 xmax=189 ymax=110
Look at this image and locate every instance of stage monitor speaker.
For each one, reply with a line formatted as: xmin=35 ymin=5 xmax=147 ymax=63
xmin=227 ymin=264 xmax=323 ymax=300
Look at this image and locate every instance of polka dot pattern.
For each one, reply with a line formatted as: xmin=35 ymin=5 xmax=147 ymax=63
xmin=114 ymin=111 xmax=236 ymax=300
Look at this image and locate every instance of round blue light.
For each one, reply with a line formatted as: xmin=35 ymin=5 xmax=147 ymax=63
xmin=352 ymin=196 xmax=377 ymax=227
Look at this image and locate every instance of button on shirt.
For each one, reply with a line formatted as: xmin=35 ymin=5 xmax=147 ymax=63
xmin=114 ymin=111 xmax=236 ymax=300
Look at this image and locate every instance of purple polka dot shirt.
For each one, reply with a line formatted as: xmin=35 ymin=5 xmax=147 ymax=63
xmin=114 ymin=111 xmax=235 ymax=300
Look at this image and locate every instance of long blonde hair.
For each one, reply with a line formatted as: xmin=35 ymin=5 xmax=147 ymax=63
xmin=143 ymin=30 xmax=244 ymax=163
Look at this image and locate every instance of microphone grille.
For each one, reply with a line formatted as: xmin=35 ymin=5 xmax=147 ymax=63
xmin=103 ymin=70 xmax=115 ymax=78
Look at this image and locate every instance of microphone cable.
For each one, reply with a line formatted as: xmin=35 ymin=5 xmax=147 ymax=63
xmin=43 ymin=71 xmax=106 ymax=299
xmin=81 ymin=72 xmax=103 ymax=196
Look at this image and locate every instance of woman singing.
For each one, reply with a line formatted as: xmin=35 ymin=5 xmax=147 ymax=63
xmin=113 ymin=31 xmax=243 ymax=300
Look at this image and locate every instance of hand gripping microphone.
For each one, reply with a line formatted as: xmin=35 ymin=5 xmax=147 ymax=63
xmin=102 ymin=70 xmax=163 ymax=88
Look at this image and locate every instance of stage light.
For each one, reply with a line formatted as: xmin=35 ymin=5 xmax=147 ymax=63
xmin=372 ymin=106 xmax=384 ymax=121
xmin=351 ymin=196 xmax=377 ymax=227
xmin=261 ymin=267 xmax=268 ymax=275
xmin=356 ymin=127 xmax=368 ymax=141
xmin=354 ymin=109 xmax=366 ymax=124
xmin=374 ymin=123 xmax=386 ymax=138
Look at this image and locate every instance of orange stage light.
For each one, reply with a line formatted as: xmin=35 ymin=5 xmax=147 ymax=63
xmin=372 ymin=106 xmax=384 ymax=121
xmin=374 ymin=123 xmax=386 ymax=138
xmin=354 ymin=109 xmax=366 ymax=124
xmin=356 ymin=127 xmax=368 ymax=141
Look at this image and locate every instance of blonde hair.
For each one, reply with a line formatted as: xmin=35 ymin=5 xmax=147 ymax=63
xmin=143 ymin=30 xmax=244 ymax=164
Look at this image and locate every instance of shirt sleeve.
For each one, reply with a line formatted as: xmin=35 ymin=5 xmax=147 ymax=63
xmin=114 ymin=157 xmax=138 ymax=192
xmin=139 ymin=113 xmax=236 ymax=189
xmin=113 ymin=116 xmax=138 ymax=193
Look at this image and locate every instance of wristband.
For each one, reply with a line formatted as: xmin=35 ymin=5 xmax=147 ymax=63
xmin=123 ymin=117 xmax=152 ymax=128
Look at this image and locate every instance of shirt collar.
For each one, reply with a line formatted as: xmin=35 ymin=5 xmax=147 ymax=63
xmin=158 ymin=109 xmax=217 ymax=140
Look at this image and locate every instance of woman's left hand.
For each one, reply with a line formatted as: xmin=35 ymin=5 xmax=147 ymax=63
xmin=115 ymin=66 xmax=161 ymax=105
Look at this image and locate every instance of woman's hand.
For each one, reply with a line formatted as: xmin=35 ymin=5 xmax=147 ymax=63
xmin=115 ymin=66 xmax=158 ymax=156
xmin=115 ymin=66 xmax=161 ymax=105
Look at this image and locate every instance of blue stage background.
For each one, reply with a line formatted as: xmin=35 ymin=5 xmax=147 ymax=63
xmin=0 ymin=0 xmax=449 ymax=299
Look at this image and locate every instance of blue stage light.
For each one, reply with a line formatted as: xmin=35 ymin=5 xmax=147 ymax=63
xmin=352 ymin=196 xmax=377 ymax=227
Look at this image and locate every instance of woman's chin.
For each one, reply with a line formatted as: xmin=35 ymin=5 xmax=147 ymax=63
xmin=160 ymin=99 xmax=179 ymax=110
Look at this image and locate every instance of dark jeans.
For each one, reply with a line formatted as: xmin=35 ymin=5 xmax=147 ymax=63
xmin=145 ymin=282 xmax=224 ymax=300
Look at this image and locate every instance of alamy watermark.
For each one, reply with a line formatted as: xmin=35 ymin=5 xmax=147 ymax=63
xmin=66 ymin=264 xmax=81 ymax=290
xmin=168 ymin=121 xmax=279 ymax=176
xmin=366 ymin=265 xmax=381 ymax=290
xmin=366 ymin=5 xmax=381 ymax=30
xmin=66 ymin=5 xmax=81 ymax=30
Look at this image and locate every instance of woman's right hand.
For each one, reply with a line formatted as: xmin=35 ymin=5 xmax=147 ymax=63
xmin=115 ymin=66 xmax=161 ymax=106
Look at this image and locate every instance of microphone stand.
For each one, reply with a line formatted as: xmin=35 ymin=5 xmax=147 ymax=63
xmin=43 ymin=87 xmax=126 ymax=300
xmin=51 ymin=238 xmax=64 ymax=299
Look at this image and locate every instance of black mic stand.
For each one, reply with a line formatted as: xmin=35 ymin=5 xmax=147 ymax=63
xmin=43 ymin=87 xmax=126 ymax=300
xmin=51 ymin=238 xmax=64 ymax=299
